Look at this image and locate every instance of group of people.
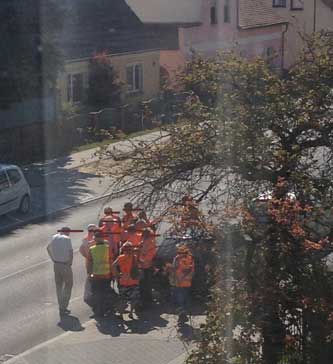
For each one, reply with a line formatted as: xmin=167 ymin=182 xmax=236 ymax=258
xmin=47 ymin=201 xmax=196 ymax=324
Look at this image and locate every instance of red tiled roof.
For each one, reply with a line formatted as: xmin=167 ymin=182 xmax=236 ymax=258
xmin=238 ymin=0 xmax=287 ymax=29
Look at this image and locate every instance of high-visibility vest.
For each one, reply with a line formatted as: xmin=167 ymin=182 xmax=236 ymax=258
xmin=117 ymin=254 xmax=139 ymax=286
xmin=173 ymin=254 xmax=194 ymax=288
xmin=89 ymin=243 xmax=112 ymax=277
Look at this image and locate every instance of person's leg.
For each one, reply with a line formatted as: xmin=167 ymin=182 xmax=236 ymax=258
xmin=62 ymin=265 xmax=73 ymax=312
xmin=54 ymin=264 xmax=65 ymax=312
xmin=140 ymin=268 xmax=153 ymax=306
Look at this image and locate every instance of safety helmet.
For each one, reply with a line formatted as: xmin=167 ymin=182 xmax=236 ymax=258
xmin=87 ymin=224 xmax=98 ymax=232
xmin=121 ymin=241 xmax=133 ymax=252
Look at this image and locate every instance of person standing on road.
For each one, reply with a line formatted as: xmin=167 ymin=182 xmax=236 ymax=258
xmin=122 ymin=202 xmax=138 ymax=230
xmin=98 ymin=206 xmax=120 ymax=227
xmin=47 ymin=227 xmax=73 ymax=317
xmin=86 ymin=230 xmax=114 ymax=318
xmin=79 ymin=224 xmax=98 ymax=258
xmin=112 ymin=242 xmax=140 ymax=319
xmin=172 ymin=244 xmax=195 ymax=325
xmin=138 ymin=228 xmax=157 ymax=307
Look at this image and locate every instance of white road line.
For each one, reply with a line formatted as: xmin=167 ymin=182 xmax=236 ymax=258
xmin=0 ymin=249 xmax=80 ymax=282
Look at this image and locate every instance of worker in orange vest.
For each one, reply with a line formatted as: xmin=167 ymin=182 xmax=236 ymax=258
xmin=86 ymin=230 xmax=114 ymax=319
xmin=138 ymin=228 xmax=157 ymax=306
xmin=100 ymin=216 xmax=122 ymax=257
xmin=112 ymin=241 xmax=140 ymax=319
xmin=120 ymin=224 xmax=142 ymax=248
xmin=172 ymin=244 xmax=195 ymax=324
xmin=98 ymin=206 xmax=120 ymax=227
xmin=122 ymin=202 xmax=138 ymax=230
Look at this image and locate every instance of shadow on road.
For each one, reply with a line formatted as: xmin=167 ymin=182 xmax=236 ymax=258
xmin=57 ymin=314 xmax=85 ymax=332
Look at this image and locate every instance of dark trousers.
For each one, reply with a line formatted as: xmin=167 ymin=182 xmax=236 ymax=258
xmin=139 ymin=268 xmax=153 ymax=304
xmin=174 ymin=287 xmax=190 ymax=313
xmin=90 ymin=279 xmax=111 ymax=316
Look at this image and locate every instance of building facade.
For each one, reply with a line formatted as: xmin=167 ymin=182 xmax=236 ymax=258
xmin=267 ymin=0 xmax=333 ymax=68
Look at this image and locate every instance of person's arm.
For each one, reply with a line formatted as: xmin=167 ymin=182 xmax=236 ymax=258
xmin=79 ymin=240 xmax=88 ymax=258
xmin=111 ymin=258 xmax=120 ymax=278
xmin=68 ymin=238 xmax=74 ymax=265
xmin=47 ymin=243 xmax=54 ymax=262
xmin=86 ymin=251 xmax=92 ymax=276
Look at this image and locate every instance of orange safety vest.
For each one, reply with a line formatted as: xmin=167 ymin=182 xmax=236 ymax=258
xmin=88 ymin=242 xmax=113 ymax=279
xmin=138 ymin=238 xmax=157 ymax=269
xmin=122 ymin=213 xmax=137 ymax=230
xmin=117 ymin=254 xmax=139 ymax=287
xmin=120 ymin=231 xmax=142 ymax=247
xmin=173 ymin=254 xmax=195 ymax=288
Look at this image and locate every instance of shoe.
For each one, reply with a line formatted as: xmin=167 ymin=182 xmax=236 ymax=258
xmin=59 ymin=308 xmax=70 ymax=316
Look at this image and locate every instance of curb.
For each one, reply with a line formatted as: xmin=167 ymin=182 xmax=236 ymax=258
xmin=5 ymin=320 xmax=95 ymax=364
xmin=0 ymin=182 xmax=144 ymax=235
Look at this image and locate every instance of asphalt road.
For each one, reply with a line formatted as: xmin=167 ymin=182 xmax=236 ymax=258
xmin=0 ymin=195 xmax=131 ymax=357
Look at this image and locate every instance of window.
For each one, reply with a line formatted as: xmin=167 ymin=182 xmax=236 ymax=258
xmin=210 ymin=6 xmax=218 ymax=25
xmin=126 ymin=64 xmax=143 ymax=93
xmin=0 ymin=171 xmax=10 ymax=191
xmin=67 ymin=73 xmax=84 ymax=103
xmin=224 ymin=0 xmax=230 ymax=23
xmin=291 ymin=0 xmax=304 ymax=10
xmin=273 ymin=0 xmax=286 ymax=7
xmin=7 ymin=169 xmax=21 ymax=184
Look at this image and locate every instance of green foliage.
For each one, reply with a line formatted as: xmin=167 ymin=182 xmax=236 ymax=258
xmin=87 ymin=52 xmax=122 ymax=109
xmin=104 ymin=33 xmax=333 ymax=363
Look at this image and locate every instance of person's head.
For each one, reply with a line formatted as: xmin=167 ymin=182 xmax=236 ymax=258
xmin=138 ymin=211 xmax=147 ymax=220
xmin=104 ymin=206 xmax=113 ymax=215
xmin=123 ymin=202 xmax=133 ymax=214
xmin=87 ymin=224 xmax=98 ymax=234
xmin=59 ymin=226 xmax=71 ymax=236
xmin=94 ymin=229 xmax=105 ymax=242
xmin=121 ymin=241 xmax=133 ymax=255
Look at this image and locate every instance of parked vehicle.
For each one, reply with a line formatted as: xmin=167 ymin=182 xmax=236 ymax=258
xmin=0 ymin=164 xmax=31 ymax=216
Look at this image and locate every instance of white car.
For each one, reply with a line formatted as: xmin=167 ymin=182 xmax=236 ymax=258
xmin=0 ymin=164 xmax=31 ymax=216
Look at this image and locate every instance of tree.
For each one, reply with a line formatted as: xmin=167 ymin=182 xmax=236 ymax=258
xmin=0 ymin=0 xmax=64 ymax=107
xmin=100 ymin=32 xmax=333 ymax=363
xmin=87 ymin=52 xmax=122 ymax=109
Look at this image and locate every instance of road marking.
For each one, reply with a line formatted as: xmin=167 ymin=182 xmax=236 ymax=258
xmin=0 ymin=249 xmax=80 ymax=282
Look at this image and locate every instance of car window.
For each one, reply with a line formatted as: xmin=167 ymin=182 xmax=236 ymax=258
xmin=7 ymin=168 xmax=22 ymax=185
xmin=0 ymin=171 xmax=10 ymax=191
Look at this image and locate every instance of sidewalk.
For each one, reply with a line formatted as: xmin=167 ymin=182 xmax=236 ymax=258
xmin=0 ymin=131 xmax=162 ymax=232
xmin=7 ymin=308 xmax=204 ymax=364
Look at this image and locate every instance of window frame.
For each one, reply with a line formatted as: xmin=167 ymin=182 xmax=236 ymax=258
xmin=272 ymin=0 xmax=287 ymax=8
xmin=0 ymin=170 xmax=10 ymax=192
xmin=7 ymin=168 xmax=22 ymax=185
xmin=126 ymin=63 xmax=144 ymax=94
xmin=67 ymin=72 xmax=85 ymax=103
xmin=223 ymin=0 xmax=230 ymax=23
xmin=210 ymin=5 xmax=218 ymax=25
xmin=290 ymin=0 xmax=304 ymax=10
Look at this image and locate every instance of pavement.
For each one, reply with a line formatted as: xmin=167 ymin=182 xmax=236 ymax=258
xmin=6 ymin=307 xmax=204 ymax=364
xmin=1 ymin=131 xmax=204 ymax=364
xmin=0 ymin=131 xmax=162 ymax=233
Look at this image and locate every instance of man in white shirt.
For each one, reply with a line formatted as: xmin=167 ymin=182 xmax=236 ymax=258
xmin=47 ymin=227 xmax=73 ymax=316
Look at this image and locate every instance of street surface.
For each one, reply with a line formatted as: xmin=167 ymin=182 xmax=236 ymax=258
xmin=0 ymin=196 xmax=131 ymax=357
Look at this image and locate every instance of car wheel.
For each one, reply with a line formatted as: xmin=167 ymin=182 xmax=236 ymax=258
xmin=18 ymin=195 xmax=31 ymax=214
